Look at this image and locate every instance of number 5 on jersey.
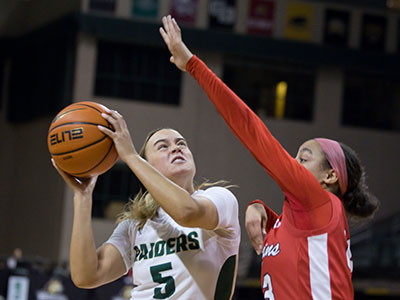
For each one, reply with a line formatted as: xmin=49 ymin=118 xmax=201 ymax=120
xmin=150 ymin=262 xmax=176 ymax=299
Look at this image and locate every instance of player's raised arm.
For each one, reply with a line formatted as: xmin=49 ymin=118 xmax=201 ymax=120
xmin=51 ymin=160 xmax=126 ymax=288
xmin=159 ymin=15 xmax=193 ymax=72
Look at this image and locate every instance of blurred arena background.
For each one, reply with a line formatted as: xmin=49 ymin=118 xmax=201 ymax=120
xmin=0 ymin=0 xmax=399 ymax=299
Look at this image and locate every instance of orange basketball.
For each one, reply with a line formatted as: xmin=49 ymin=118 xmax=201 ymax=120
xmin=48 ymin=101 xmax=118 ymax=178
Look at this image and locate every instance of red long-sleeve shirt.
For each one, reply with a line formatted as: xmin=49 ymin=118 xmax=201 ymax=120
xmin=187 ymin=55 xmax=353 ymax=300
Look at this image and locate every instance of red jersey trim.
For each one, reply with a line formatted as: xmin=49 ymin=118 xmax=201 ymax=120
xmin=248 ymin=199 xmax=279 ymax=233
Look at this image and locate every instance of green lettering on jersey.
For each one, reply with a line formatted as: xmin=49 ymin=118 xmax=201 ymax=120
xmin=135 ymin=231 xmax=200 ymax=261
xmin=154 ymin=240 xmax=166 ymax=257
xmin=134 ymin=245 xmax=140 ymax=261
xmin=166 ymin=238 xmax=176 ymax=254
xmin=148 ymin=242 xmax=155 ymax=259
xmin=139 ymin=244 xmax=149 ymax=260
xmin=188 ymin=231 xmax=200 ymax=250
xmin=176 ymin=234 xmax=188 ymax=253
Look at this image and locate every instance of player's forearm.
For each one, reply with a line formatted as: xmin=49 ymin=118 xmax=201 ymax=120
xmin=187 ymin=56 xmax=316 ymax=199
xmin=186 ymin=56 xmax=283 ymax=175
xmin=70 ymin=195 xmax=99 ymax=288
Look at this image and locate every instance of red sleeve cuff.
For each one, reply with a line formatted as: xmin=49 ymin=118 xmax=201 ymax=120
xmin=248 ymin=199 xmax=279 ymax=233
xmin=186 ymin=54 xmax=198 ymax=74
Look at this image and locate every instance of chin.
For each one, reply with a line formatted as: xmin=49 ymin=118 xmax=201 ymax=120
xmin=170 ymin=167 xmax=195 ymax=178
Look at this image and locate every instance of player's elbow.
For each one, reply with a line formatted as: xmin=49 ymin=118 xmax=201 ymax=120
xmin=71 ymin=272 xmax=99 ymax=289
xmin=172 ymin=205 xmax=201 ymax=227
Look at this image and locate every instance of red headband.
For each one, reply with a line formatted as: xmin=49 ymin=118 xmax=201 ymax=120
xmin=315 ymin=138 xmax=348 ymax=196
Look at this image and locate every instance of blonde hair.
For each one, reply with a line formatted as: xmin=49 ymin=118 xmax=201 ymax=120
xmin=117 ymin=128 xmax=233 ymax=229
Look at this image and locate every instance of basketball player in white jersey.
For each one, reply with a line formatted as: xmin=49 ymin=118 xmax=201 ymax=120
xmin=52 ymin=109 xmax=240 ymax=300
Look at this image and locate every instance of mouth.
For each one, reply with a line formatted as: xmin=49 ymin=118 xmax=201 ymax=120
xmin=171 ymin=155 xmax=185 ymax=163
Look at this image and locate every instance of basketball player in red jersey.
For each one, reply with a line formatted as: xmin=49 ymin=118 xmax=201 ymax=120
xmin=160 ymin=15 xmax=379 ymax=299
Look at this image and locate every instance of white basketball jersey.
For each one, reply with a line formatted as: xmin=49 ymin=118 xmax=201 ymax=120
xmin=106 ymin=187 xmax=240 ymax=300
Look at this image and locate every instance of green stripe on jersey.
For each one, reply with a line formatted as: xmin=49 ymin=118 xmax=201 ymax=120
xmin=214 ymin=255 xmax=237 ymax=300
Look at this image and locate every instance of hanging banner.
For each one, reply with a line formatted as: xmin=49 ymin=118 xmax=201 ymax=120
xmin=209 ymin=0 xmax=236 ymax=30
xmin=360 ymin=14 xmax=387 ymax=51
xmin=323 ymin=9 xmax=350 ymax=46
xmin=132 ymin=0 xmax=159 ymax=18
xmin=170 ymin=0 xmax=198 ymax=25
xmin=285 ymin=1 xmax=313 ymax=42
xmin=89 ymin=0 xmax=116 ymax=12
xmin=247 ymin=0 xmax=275 ymax=36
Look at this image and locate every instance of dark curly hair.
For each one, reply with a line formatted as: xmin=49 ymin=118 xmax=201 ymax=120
xmin=340 ymin=143 xmax=380 ymax=219
xmin=329 ymin=142 xmax=380 ymax=220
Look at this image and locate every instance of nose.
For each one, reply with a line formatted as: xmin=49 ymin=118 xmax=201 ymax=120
xmin=171 ymin=145 xmax=181 ymax=153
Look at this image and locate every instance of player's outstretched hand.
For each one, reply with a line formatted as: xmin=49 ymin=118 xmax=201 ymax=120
xmin=245 ymin=203 xmax=268 ymax=255
xmin=159 ymin=15 xmax=193 ymax=72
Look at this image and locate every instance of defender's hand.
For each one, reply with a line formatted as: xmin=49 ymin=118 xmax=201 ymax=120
xmin=245 ymin=203 xmax=268 ymax=255
xmin=159 ymin=15 xmax=193 ymax=71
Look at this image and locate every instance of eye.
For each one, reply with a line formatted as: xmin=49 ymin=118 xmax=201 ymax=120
xmin=158 ymin=144 xmax=168 ymax=150
xmin=298 ymin=157 xmax=307 ymax=163
xmin=177 ymin=140 xmax=187 ymax=147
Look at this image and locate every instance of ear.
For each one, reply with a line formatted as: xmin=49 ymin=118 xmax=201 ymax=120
xmin=323 ymin=169 xmax=339 ymax=186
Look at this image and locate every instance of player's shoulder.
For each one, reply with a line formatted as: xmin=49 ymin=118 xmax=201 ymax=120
xmin=202 ymin=185 xmax=235 ymax=195
xmin=115 ymin=218 xmax=141 ymax=235
xmin=198 ymin=186 xmax=238 ymax=204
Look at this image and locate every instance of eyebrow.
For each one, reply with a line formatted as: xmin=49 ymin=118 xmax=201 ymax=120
xmin=153 ymin=137 xmax=186 ymax=147
xmin=153 ymin=138 xmax=168 ymax=147
xmin=300 ymin=147 xmax=312 ymax=155
xmin=175 ymin=137 xmax=186 ymax=143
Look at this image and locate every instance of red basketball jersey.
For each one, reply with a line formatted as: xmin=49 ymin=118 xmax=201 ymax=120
xmin=255 ymin=196 xmax=353 ymax=300
xmin=187 ymin=55 xmax=354 ymax=299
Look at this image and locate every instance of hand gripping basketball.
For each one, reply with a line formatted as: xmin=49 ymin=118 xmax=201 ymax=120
xmin=47 ymin=101 xmax=119 ymax=178
xmin=98 ymin=108 xmax=138 ymax=164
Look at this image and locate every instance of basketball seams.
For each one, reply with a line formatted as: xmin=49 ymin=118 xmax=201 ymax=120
xmin=69 ymin=143 xmax=116 ymax=176
xmin=50 ymin=135 xmax=109 ymax=156
xmin=49 ymin=122 xmax=112 ymax=133
xmin=48 ymin=101 xmax=118 ymax=177
xmin=52 ymin=108 xmax=87 ymax=123
xmin=73 ymin=103 xmax=114 ymax=130
xmin=74 ymin=103 xmax=103 ymax=114
xmin=51 ymin=102 xmax=114 ymax=131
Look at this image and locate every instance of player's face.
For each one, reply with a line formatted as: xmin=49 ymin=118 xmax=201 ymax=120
xmin=295 ymin=139 xmax=330 ymax=184
xmin=144 ymin=129 xmax=196 ymax=183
